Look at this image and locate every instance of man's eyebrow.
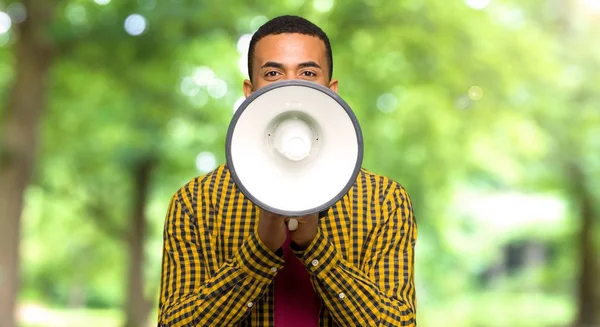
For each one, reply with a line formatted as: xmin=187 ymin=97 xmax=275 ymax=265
xmin=297 ymin=61 xmax=321 ymax=69
xmin=259 ymin=61 xmax=323 ymax=70
xmin=261 ymin=61 xmax=284 ymax=69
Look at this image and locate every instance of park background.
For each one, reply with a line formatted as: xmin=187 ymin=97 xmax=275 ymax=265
xmin=1 ymin=0 xmax=599 ymax=326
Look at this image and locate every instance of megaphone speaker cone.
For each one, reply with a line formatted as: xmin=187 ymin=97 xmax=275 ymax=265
xmin=271 ymin=116 xmax=314 ymax=161
xmin=225 ymin=80 xmax=363 ymax=216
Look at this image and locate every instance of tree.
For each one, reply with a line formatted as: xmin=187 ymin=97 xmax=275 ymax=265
xmin=0 ymin=1 xmax=57 ymax=326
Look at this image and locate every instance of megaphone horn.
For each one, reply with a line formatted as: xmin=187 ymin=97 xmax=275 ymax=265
xmin=225 ymin=80 xmax=364 ymax=229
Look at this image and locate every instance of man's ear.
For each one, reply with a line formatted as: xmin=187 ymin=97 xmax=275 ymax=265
xmin=243 ymin=79 xmax=254 ymax=98
xmin=328 ymin=79 xmax=338 ymax=93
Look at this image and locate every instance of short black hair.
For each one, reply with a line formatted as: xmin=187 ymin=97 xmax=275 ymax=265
xmin=247 ymin=15 xmax=333 ymax=82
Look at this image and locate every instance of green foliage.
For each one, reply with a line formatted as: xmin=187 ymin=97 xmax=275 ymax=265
xmin=1 ymin=0 xmax=598 ymax=325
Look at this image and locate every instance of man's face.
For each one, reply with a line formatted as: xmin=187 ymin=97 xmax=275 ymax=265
xmin=243 ymin=33 xmax=338 ymax=97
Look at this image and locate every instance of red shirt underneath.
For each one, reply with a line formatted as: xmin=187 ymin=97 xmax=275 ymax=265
xmin=273 ymin=233 xmax=321 ymax=327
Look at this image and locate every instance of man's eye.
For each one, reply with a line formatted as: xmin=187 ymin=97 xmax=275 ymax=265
xmin=265 ymin=71 xmax=279 ymax=77
xmin=301 ymin=71 xmax=316 ymax=77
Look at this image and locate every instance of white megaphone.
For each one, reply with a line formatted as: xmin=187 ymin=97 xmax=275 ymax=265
xmin=225 ymin=80 xmax=363 ymax=230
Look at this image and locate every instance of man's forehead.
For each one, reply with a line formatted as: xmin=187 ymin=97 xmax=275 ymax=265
xmin=254 ymin=33 xmax=327 ymax=63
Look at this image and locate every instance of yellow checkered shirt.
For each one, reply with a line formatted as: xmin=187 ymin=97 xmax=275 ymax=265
xmin=158 ymin=164 xmax=417 ymax=326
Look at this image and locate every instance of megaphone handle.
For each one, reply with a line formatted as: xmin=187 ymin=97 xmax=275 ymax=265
xmin=287 ymin=218 xmax=298 ymax=231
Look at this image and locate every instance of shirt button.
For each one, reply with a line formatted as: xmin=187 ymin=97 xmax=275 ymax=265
xmin=247 ymin=302 xmax=253 ymax=308
xmin=270 ymin=267 xmax=278 ymax=272
xmin=338 ymin=292 xmax=345 ymax=299
xmin=311 ymin=259 xmax=319 ymax=267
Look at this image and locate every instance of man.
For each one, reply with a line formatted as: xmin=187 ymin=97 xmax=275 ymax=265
xmin=157 ymin=15 xmax=417 ymax=327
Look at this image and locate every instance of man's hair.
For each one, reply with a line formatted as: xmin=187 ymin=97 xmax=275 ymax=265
xmin=247 ymin=15 xmax=333 ymax=82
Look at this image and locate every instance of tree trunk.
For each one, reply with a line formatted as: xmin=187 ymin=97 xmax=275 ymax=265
xmin=566 ymin=162 xmax=598 ymax=327
xmin=0 ymin=2 xmax=55 ymax=327
xmin=124 ymin=157 xmax=155 ymax=327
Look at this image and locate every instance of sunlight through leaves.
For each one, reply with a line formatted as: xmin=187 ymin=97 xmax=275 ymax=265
xmin=0 ymin=11 xmax=10 ymax=34
xmin=465 ymin=0 xmax=489 ymax=10
xmin=196 ymin=152 xmax=217 ymax=173
xmin=124 ymin=14 xmax=147 ymax=36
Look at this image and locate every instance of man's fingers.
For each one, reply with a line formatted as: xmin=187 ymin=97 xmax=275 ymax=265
xmin=284 ymin=217 xmax=308 ymax=231
xmin=285 ymin=217 xmax=307 ymax=223
xmin=287 ymin=218 xmax=299 ymax=231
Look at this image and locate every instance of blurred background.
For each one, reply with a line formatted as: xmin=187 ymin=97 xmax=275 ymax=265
xmin=0 ymin=0 xmax=599 ymax=326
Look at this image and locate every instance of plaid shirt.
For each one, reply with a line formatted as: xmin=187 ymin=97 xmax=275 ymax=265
xmin=157 ymin=164 xmax=417 ymax=326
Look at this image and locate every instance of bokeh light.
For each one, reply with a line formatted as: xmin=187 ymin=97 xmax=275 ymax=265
xmin=455 ymin=95 xmax=472 ymax=110
xmin=180 ymin=77 xmax=200 ymax=97
xmin=582 ymin=0 xmax=600 ymax=11
xmin=193 ymin=66 xmax=216 ymax=86
xmin=468 ymin=85 xmax=484 ymax=100
xmin=7 ymin=3 xmax=27 ymax=24
xmin=465 ymin=0 xmax=489 ymax=10
xmin=233 ymin=96 xmax=245 ymax=113
xmin=124 ymin=14 xmax=147 ymax=36
xmin=196 ymin=152 xmax=217 ymax=173
xmin=313 ymin=0 xmax=335 ymax=13
xmin=0 ymin=11 xmax=13 ymax=34
xmin=377 ymin=93 xmax=398 ymax=113
xmin=207 ymin=78 xmax=228 ymax=99
xmin=237 ymin=34 xmax=252 ymax=77
xmin=65 ymin=3 xmax=86 ymax=25
xmin=237 ymin=34 xmax=252 ymax=54
xmin=250 ymin=16 xmax=268 ymax=31
xmin=189 ymin=89 xmax=209 ymax=108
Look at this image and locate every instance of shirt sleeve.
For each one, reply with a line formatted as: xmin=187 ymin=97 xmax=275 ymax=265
xmin=157 ymin=185 xmax=285 ymax=326
xmin=292 ymin=183 xmax=417 ymax=326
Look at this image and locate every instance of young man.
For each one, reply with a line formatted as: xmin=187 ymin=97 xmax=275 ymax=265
xmin=157 ymin=15 xmax=417 ymax=327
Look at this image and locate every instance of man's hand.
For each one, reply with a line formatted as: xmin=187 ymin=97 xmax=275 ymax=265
xmin=258 ymin=210 xmax=320 ymax=252
xmin=258 ymin=210 xmax=288 ymax=252
xmin=289 ymin=213 xmax=319 ymax=250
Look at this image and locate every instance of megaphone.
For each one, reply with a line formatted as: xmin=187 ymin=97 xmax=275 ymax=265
xmin=225 ymin=80 xmax=363 ymax=230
